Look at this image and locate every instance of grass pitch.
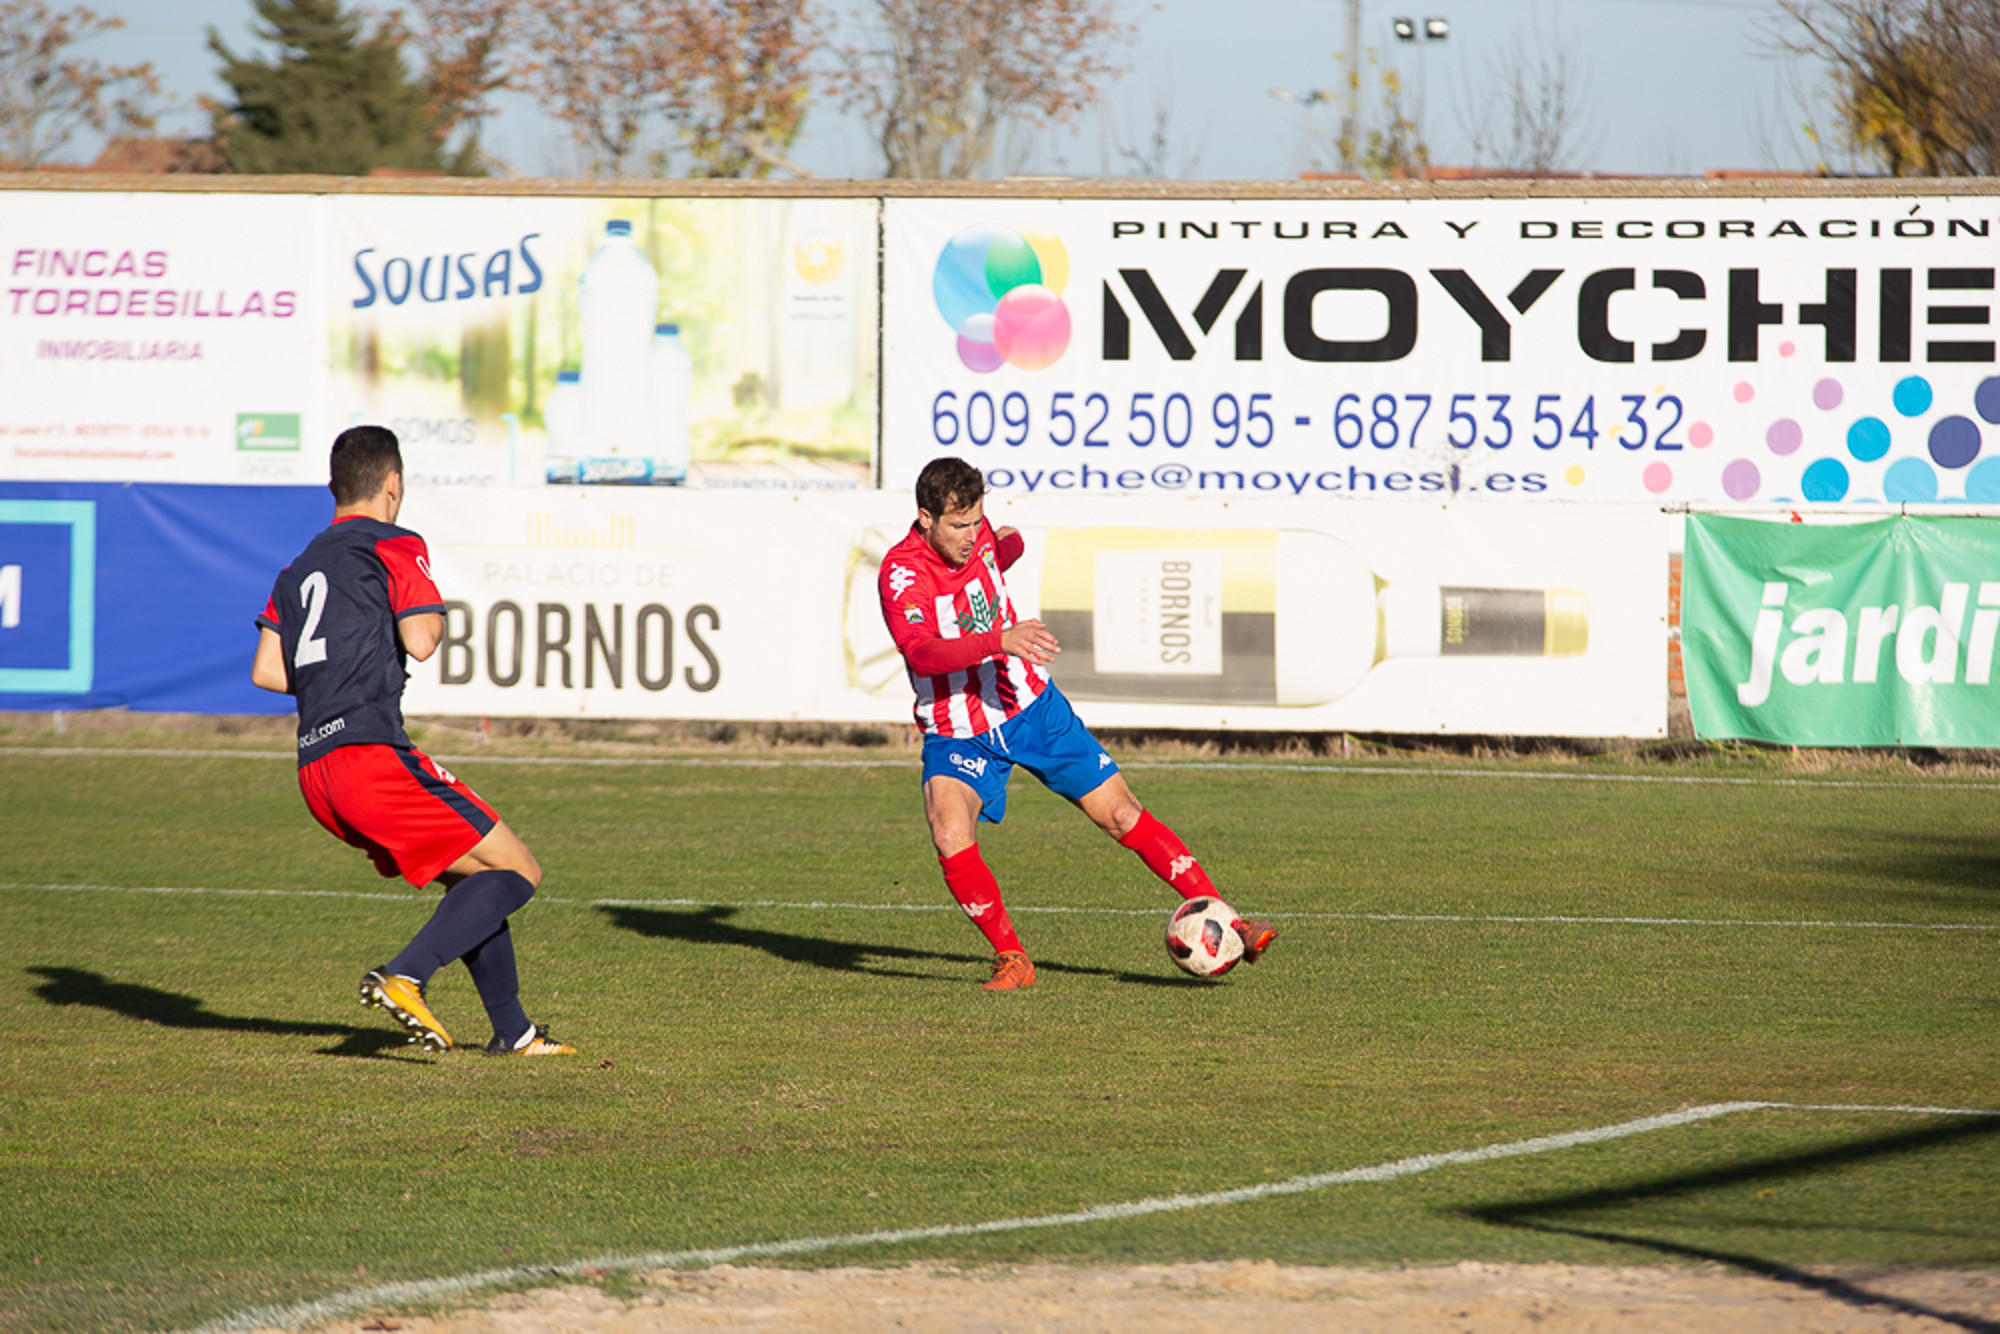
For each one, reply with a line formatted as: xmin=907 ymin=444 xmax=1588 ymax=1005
xmin=1 ymin=720 xmax=1997 ymax=1332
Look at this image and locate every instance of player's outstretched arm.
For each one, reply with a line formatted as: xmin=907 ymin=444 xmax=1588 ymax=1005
xmin=251 ymin=626 xmax=290 ymax=694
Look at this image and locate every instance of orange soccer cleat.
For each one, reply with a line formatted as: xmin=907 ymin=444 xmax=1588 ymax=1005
xmin=983 ymin=950 xmax=1037 ymax=991
xmin=1234 ymin=920 xmax=1278 ymax=964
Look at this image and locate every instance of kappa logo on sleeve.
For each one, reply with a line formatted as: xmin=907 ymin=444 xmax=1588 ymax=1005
xmin=887 ymin=564 xmax=918 ymax=597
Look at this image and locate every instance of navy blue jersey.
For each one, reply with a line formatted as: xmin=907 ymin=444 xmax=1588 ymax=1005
xmin=257 ymin=516 xmax=445 ymax=766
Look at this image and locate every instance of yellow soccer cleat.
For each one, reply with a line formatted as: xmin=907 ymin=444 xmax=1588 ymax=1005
xmin=359 ymin=969 xmax=452 ymax=1051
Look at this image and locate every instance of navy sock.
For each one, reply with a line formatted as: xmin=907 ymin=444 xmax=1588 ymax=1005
xmin=386 ymin=868 xmax=536 ymax=982
xmin=462 ymin=922 xmax=531 ymax=1049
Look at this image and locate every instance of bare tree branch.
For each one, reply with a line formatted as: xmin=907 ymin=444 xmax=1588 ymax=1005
xmin=1774 ymin=0 xmax=2000 ymax=175
xmin=832 ymin=0 xmax=1130 ymax=179
xmin=1456 ymin=20 xmax=1593 ymax=175
xmin=0 ymin=0 xmax=158 ymax=167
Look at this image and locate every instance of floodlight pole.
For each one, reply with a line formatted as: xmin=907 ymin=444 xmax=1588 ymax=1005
xmin=1341 ymin=0 xmax=1363 ymax=172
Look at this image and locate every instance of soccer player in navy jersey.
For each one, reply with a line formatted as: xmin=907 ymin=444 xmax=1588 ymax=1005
xmin=253 ymin=425 xmax=572 ymax=1055
xmin=878 ymin=457 xmax=1275 ymax=990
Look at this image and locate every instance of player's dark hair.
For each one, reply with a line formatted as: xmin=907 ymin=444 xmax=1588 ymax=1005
xmin=915 ymin=457 xmax=985 ymax=517
xmin=328 ymin=426 xmax=403 ymax=505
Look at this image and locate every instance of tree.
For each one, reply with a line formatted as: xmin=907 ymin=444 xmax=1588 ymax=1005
xmin=0 ymin=0 xmax=158 ymax=168
xmin=382 ymin=0 xmax=517 ymax=173
xmin=1456 ymin=22 xmax=1592 ymax=176
xmin=671 ymin=0 xmax=817 ymax=177
xmin=210 ymin=0 xmax=450 ymax=175
xmin=832 ymin=0 xmax=1130 ymax=179
xmin=512 ymin=0 xmax=665 ymax=174
xmin=1778 ymin=0 xmax=2000 ymax=175
xmin=510 ymin=0 xmax=816 ymax=178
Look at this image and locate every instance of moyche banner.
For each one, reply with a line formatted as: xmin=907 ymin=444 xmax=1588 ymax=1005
xmin=1682 ymin=512 xmax=2000 ymax=745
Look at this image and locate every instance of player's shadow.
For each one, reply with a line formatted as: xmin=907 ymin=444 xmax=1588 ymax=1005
xmin=598 ymin=903 xmax=1183 ymax=987
xmin=1462 ymin=1114 xmax=2000 ymax=1333
xmin=27 ymin=966 xmax=418 ymax=1059
xmin=1840 ymin=830 xmax=2000 ymax=905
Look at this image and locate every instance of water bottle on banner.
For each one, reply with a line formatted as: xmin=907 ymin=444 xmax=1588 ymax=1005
xmin=649 ymin=323 xmax=692 ymax=485
xmin=542 ymin=369 xmax=581 ymax=483
xmin=577 ymin=219 xmax=658 ymax=483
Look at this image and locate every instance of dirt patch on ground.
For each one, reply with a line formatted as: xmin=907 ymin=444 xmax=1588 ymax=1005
xmin=253 ymin=1261 xmax=2000 ymax=1333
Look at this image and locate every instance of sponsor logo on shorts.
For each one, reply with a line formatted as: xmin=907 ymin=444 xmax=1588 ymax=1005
xmin=1098 ymin=753 xmax=1112 ymax=767
xmin=948 ymin=751 xmax=988 ymax=779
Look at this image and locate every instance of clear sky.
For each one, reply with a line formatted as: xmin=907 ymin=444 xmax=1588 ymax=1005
xmin=66 ymin=0 xmax=1820 ymax=180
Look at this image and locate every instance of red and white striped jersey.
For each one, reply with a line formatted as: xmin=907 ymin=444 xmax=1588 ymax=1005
xmin=878 ymin=519 xmax=1048 ymax=737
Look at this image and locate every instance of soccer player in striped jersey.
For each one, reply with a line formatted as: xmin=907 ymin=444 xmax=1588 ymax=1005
xmin=878 ymin=457 xmax=1275 ymax=990
xmin=253 ymin=425 xmax=573 ymax=1056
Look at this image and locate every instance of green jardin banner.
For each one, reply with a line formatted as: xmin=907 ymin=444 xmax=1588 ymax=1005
xmin=1683 ymin=512 xmax=2000 ymax=745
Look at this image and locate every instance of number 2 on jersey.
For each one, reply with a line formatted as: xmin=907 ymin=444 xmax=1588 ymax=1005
xmin=295 ymin=571 xmax=330 ymax=667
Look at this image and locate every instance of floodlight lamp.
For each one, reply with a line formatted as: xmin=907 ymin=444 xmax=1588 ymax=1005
xmin=1424 ymin=17 xmax=1449 ymax=39
xmin=1393 ymin=16 xmax=1417 ymax=40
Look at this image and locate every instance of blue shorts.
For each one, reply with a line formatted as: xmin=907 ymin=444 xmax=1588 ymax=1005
xmin=921 ymin=684 xmax=1120 ymax=824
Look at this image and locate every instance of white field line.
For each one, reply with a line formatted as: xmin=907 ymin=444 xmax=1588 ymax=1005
xmin=6 ymin=882 xmax=1997 ymax=932
xmin=8 ymin=745 xmax=2000 ymax=791
xmin=185 ymin=1100 xmax=2000 ymax=1334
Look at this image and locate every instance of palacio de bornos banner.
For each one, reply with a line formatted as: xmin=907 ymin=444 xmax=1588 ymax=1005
xmin=1683 ymin=512 xmax=2000 ymax=745
xmin=397 ymin=490 xmax=1666 ymax=737
xmin=882 ymin=196 xmax=2000 ymax=506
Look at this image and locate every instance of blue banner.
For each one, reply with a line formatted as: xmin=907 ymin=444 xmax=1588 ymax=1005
xmin=0 ymin=482 xmax=330 ymax=713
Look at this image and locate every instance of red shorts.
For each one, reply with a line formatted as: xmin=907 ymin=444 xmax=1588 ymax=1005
xmin=298 ymin=744 xmax=499 ymax=887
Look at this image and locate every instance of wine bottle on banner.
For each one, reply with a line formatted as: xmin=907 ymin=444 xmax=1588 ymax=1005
xmin=844 ymin=526 xmax=1588 ymax=705
xmin=648 ymin=323 xmax=692 ymax=485
xmin=577 ymin=219 xmax=658 ymax=476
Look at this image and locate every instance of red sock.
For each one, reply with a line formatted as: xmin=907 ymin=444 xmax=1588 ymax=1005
xmin=939 ymin=845 xmax=1024 ymax=955
xmin=1119 ymin=810 xmax=1216 ymax=900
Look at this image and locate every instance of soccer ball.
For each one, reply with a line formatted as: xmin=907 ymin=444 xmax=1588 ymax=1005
xmin=1165 ymin=896 xmax=1245 ymax=978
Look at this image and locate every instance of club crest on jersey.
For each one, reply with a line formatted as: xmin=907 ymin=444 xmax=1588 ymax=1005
xmin=957 ymin=583 xmax=995 ymax=634
xmin=903 ymin=604 xmax=925 ymax=624
xmin=887 ymin=564 xmax=918 ymax=597
xmin=981 ymin=547 xmax=1000 ymax=580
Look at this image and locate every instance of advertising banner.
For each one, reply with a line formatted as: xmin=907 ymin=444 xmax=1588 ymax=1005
xmin=1 ymin=193 xmax=325 ymax=486
xmin=0 ymin=481 xmax=324 ymax=713
xmin=329 ymin=195 xmax=877 ymax=491
xmin=1682 ymin=512 xmax=2000 ymax=744
xmin=402 ymin=489 xmax=1667 ymax=737
xmin=883 ymin=196 xmax=2000 ymax=507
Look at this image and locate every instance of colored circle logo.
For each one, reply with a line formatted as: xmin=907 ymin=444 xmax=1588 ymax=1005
xmin=933 ymin=224 xmax=1071 ymax=372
